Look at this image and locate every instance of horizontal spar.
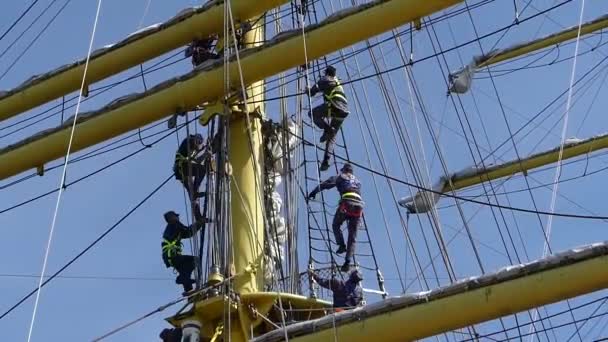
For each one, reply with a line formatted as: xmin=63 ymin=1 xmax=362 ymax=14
xmin=0 ymin=0 xmax=288 ymax=122
xmin=255 ymin=242 xmax=608 ymax=342
xmin=0 ymin=0 xmax=463 ymax=181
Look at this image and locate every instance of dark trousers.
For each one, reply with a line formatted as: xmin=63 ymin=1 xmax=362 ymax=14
xmin=332 ymin=204 xmax=361 ymax=263
xmin=311 ymin=103 xmax=348 ymax=162
xmin=160 ymin=328 xmax=183 ymax=342
xmin=171 ymin=255 xmax=196 ymax=292
xmin=175 ymin=162 xmax=206 ymax=199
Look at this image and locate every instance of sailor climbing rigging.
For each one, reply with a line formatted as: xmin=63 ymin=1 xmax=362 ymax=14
xmin=306 ymin=65 xmax=350 ymax=171
xmin=161 ymin=208 xmax=203 ymax=294
xmin=309 ymin=269 xmax=363 ymax=310
xmin=307 ymin=163 xmax=363 ymax=272
xmin=167 ymin=37 xmax=220 ymax=129
xmin=185 ymin=36 xmax=220 ymax=67
xmin=173 ymin=133 xmax=211 ymax=200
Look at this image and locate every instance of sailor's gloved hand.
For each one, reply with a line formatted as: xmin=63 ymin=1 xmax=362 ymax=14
xmin=299 ymin=62 xmax=310 ymax=71
xmin=307 ymin=190 xmax=317 ymax=202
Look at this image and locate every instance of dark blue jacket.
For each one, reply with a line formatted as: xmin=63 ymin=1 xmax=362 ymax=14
xmin=315 ymin=276 xmax=362 ymax=308
xmin=161 ymin=221 xmax=198 ymax=267
xmin=311 ymin=173 xmax=362 ymax=203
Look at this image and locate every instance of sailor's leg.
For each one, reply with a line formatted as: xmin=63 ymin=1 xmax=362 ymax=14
xmin=329 ymin=112 xmax=347 ymax=134
xmin=320 ymin=137 xmax=335 ymax=172
xmin=344 ymin=215 xmax=361 ymax=264
xmin=173 ymin=255 xmax=196 ymax=292
xmin=179 ymin=165 xmax=196 ymax=199
xmin=192 ymin=163 xmax=206 ymax=197
xmin=311 ymin=103 xmax=330 ymax=131
xmin=332 ymin=206 xmax=347 ymax=253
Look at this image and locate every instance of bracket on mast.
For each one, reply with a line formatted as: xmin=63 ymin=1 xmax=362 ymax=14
xmin=199 ymin=99 xmax=265 ymax=126
xmin=413 ymin=18 xmax=422 ymax=30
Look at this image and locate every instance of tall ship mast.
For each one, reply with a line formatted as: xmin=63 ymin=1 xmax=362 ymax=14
xmin=1 ymin=0 xmax=608 ymax=341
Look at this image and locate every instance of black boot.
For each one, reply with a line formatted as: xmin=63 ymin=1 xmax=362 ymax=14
xmin=167 ymin=115 xmax=177 ymax=129
xmin=340 ymin=261 xmax=350 ymax=273
xmin=319 ymin=159 xmax=330 ymax=171
xmin=336 ymin=245 xmax=346 ymax=255
xmin=182 ymin=279 xmax=195 ymax=294
xmin=320 ymin=128 xmax=334 ymax=143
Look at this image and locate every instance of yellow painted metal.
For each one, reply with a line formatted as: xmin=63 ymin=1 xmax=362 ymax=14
xmin=229 ymin=19 xmax=266 ymax=295
xmin=0 ymin=0 xmax=288 ymax=122
xmin=476 ymin=14 xmax=608 ymax=68
xmin=168 ymin=292 xmax=331 ymax=339
xmin=284 ymin=254 xmax=608 ymax=342
xmin=447 ymin=133 xmax=608 ymax=191
xmin=0 ymin=0 xmax=463 ymax=181
xmin=166 ymin=17 xmax=269 ymax=342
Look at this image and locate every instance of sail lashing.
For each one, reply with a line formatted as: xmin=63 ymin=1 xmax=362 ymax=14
xmin=400 ymin=132 xmax=608 ymax=213
xmin=263 ymin=119 xmax=299 ymax=287
xmin=449 ymin=14 xmax=608 ymax=94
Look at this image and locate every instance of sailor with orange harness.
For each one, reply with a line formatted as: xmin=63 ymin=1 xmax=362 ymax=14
xmin=305 ymin=65 xmax=350 ymax=171
xmin=307 ymin=163 xmax=363 ymax=272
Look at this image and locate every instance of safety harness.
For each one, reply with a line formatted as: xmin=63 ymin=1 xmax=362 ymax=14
xmin=323 ymin=78 xmax=348 ymax=121
xmin=162 ymin=234 xmax=183 ymax=267
xmin=340 ymin=192 xmax=363 ymax=217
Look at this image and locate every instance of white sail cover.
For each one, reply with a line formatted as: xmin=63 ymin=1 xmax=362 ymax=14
xmin=264 ymin=120 xmax=299 ymax=285
xmin=448 ymin=62 xmax=476 ymax=94
xmin=398 ymin=177 xmax=447 ymax=213
xmin=398 ymin=166 xmax=484 ymax=214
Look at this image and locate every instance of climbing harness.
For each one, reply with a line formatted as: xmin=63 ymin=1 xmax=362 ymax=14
xmin=162 ymin=235 xmax=183 ymax=267
xmin=323 ymin=79 xmax=347 ymax=108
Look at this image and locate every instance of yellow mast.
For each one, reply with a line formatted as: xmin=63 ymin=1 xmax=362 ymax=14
xmin=228 ymin=18 xmax=266 ymax=297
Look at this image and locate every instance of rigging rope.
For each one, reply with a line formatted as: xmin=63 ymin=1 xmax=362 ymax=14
xmin=0 ymin=0 xmax=41 ymax=42
xmin=0 ymin=0 xmax=73 ymax=82
xmin=0 ymin=0 xmax=58 ymax=61
xmin=543 ymin=0 xmax=587 ymax=257
xmin=0 ymin=114 xmax=199 ymax=323
xmin=280 ymin=127 xmax=608 ymax=221
xmin=529 ymin=2 xmax=588 ymax=340
xmin=91 ymin=272 xmax=238 ymax=341
xmin=27 ymin=1 xmax=102 ymax=340
xmin=0 ymin=174 xmax=173 ymax=322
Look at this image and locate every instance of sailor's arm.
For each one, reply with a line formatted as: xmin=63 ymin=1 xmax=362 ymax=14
xmin=307 ymin=176 xmax=337 ymax=200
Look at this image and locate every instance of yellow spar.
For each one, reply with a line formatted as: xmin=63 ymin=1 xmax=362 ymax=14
xmin=254 ymin=243 xmax=608 ymax=342
xmin=400 ymin=133 xmax=608 ymax=210
xmin=0 ymin=0 xmax=288 ymax=122
xmin=449 ymin=14 xmax=608 ymax=94
xmin=0 ymin=0 xmax=463 ymax=181
xmin=476 ymin=14 xmax=608 ymax=68
xmin=447 ymin=133 xmax=608 ymax=191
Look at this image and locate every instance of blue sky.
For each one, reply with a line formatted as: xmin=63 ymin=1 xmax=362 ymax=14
xmin=1 ymin=0 xmax=608 ymax=341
